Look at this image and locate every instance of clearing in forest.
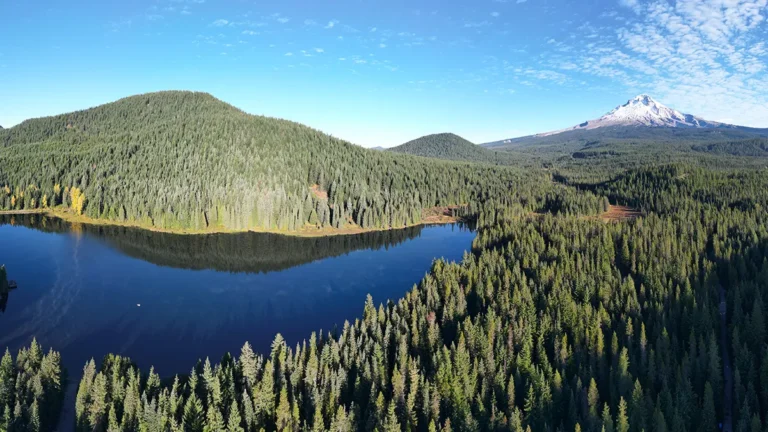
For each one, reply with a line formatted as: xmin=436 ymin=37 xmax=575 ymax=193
xmin=422 ymin=206 xmax=462 ymax=224
xmin=600 ymin=205 xmax=642 ymax=222
xmin=310 ymin=184 xmax=328 ymax=200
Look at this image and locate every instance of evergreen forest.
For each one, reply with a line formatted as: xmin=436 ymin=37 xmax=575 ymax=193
xmin=0 ymin=341 xmax=64 ymax=432
xmin=1 ymin=92 xmax=768 ymax=431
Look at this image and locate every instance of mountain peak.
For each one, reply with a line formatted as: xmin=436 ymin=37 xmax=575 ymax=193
xmin=631 ymin=94 xmax=655 ymax=102
xmin=536 ymin=95 xmax=726 ymax=137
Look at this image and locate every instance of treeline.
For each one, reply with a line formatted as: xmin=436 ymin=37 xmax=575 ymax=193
xmin=594 ymin=164 xmax=768 ymax=216
xmin=692 ymin=138 xmax=768 ymax=157
xmin=69 ymin=166 xmax=768 ymax=432
xmin=0 ymin=341 xmax=64 ymax=432
xmin=0 ymin=92 xmax=545 ymax=233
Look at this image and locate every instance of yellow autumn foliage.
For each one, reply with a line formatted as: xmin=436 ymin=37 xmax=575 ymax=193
xmin=70 ymin=187 xmax=86 ymax=215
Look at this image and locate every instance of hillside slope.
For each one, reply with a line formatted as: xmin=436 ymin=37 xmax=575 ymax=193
xmin=389 ymin=132 xmax=523 ymax=165
xmin=0 ymin=91 xmax=541 ymax=233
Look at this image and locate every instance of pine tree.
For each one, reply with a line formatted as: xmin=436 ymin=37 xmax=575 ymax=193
xmin=588 ymin=378 xmax=600 ymax=420
xmin=107 ymin=403 xmax=120 ymax=432
xmin=616 ymin=397 xmax=629 ymax=432
xmin=203 ymin=404 xmax=225 ymax=432
xmin=602 ymin=403 xmax=614 ymax=432
xmin=383 ymin=402 xmax=401 ymax=432
xmin=699 ymin=383 xmax=716 ymax=432
xmin=240 ymin=343 xmax=258 ymax=389
xmin=523 ymin=384 xmax=535 ymax=418
xmin=227 ymin=400 xmax=244 ymax=432
xmin=183 ymin=393 xmax=204 ymax=432
xmin=276 ymin=388 xmax=292 ymax=432
xmin=29 ymin=400 xmax=41 ymax=432
xmin=507 ymin=375 xmax=516 ymax=417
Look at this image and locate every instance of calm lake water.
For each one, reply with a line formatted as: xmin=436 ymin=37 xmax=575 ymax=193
xmin=0 ymin=215 xmax=474 ymax=376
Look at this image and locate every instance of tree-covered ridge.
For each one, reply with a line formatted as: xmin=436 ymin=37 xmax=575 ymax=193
xmin=480 ymin=125 xmax=768 ymax=185
xmin=70 ymin=166 xmax=768 ymax=432
xmin=388 ymin=133 xmax=523 ymax=166
xmin=691 ymin=138 xmax=768 ymax=157
xmin=0 ymin=92 xmax=542 ymax=233
xmin=482 ymin=125 xmax=768 ymax=152
xmin=0 ymin=341 xmax=64 ymax=432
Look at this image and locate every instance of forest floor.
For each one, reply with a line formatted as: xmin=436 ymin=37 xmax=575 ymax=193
xmin=0 ymin=206 xmax=462 ymax=238
xmin=599 ymin=205 xmax=643 ymax=222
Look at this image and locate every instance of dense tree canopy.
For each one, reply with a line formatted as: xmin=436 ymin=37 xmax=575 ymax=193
xmin=0 ymin=341 xmax=64 ymax=432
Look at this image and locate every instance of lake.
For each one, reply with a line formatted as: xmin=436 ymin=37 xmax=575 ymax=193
xmin=0 ymin=214 xmax=475 ymax=376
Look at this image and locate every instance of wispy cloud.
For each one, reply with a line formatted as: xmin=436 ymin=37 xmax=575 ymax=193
xmin=211 ymin=19 xmax=229 ymax=27
xmin=533 ymin=0 xmax=768 ymax=126
xmin=325 ymin=20 xmax=339 ymax=29
xmin=618 ymin=0 xmax=641 ymax=13
xmin=270 ymin=13 xmax=290 ymax=24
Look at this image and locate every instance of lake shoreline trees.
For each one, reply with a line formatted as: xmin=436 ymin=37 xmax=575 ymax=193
xmin=0 ymin=205 xmax=466 ymax=238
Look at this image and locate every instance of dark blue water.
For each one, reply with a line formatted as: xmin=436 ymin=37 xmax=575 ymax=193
xmin=0 ymin=215 xmax=474 ymax=376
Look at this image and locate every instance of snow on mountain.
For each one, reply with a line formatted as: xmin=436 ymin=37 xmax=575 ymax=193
xmin=537 ymin=95 xmax=726 ymax=137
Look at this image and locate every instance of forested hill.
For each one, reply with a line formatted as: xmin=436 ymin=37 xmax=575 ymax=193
xmin=388 ymin=133 xmax=522 ymax=165
xmin=0 ymin=91 xmax=547 ymax=233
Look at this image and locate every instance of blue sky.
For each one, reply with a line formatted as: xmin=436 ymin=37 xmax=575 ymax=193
xmin=2 ymin=0 xmax=767 ymax=147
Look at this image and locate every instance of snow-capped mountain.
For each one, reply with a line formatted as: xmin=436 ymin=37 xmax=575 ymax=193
xmin=537 ymin=95 xmax=725 ymax=137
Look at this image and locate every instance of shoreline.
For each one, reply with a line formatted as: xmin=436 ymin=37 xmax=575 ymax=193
xmin=0 ymin=207 xmax=464 ymax=238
